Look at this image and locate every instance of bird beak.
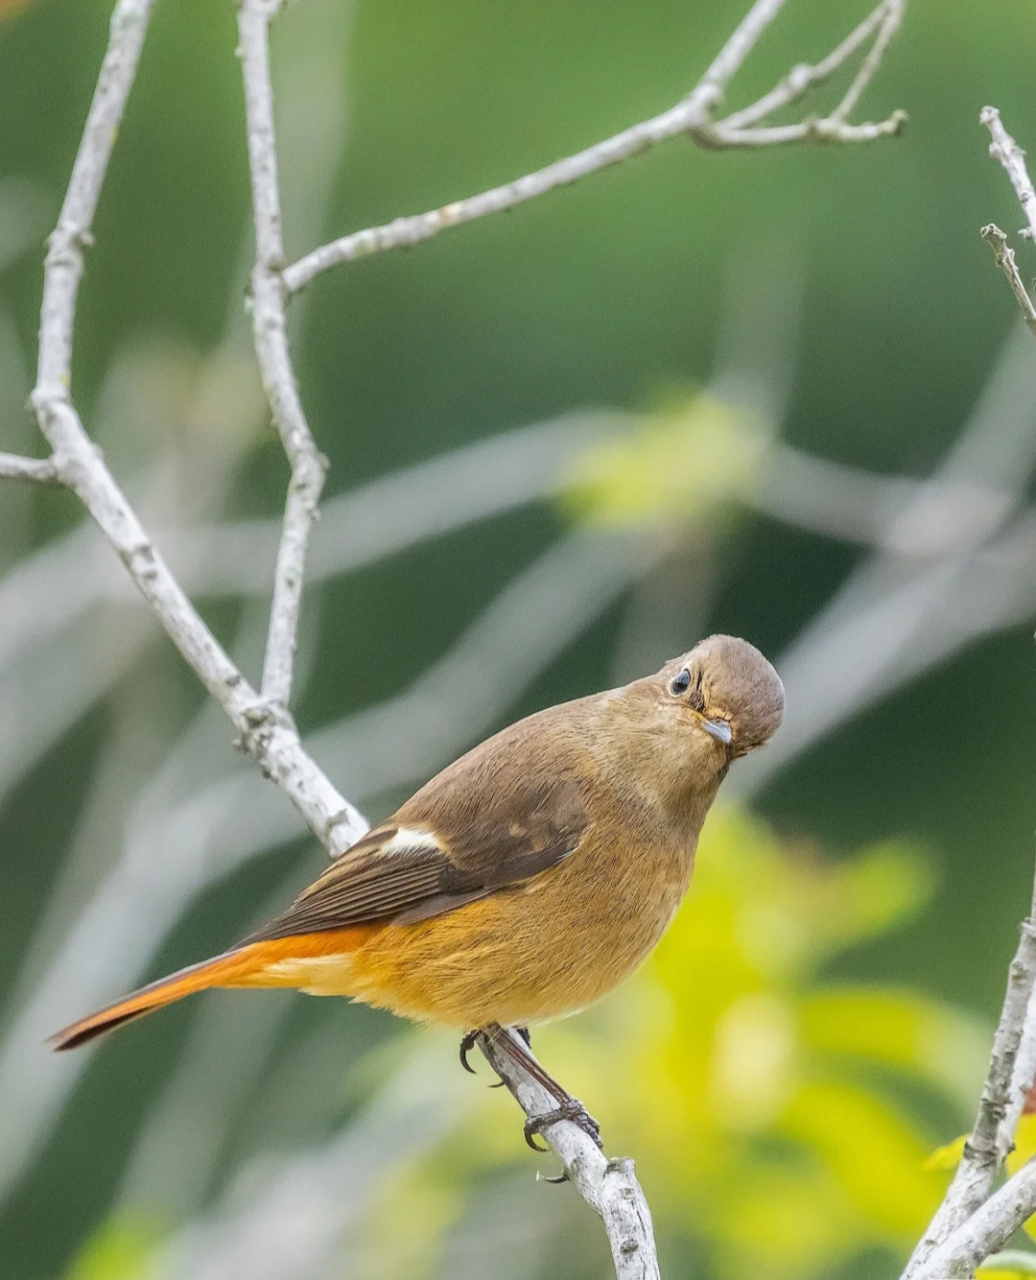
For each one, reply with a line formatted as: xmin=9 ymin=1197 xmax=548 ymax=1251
xmin=702 ymin=717 xmax=732 ymax=746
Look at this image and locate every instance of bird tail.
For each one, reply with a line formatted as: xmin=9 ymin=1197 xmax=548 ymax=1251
xmin=50 ymin=931 xmax=369 ymax=1051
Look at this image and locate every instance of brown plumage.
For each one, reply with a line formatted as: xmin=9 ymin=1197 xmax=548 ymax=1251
xmin=52 ymin=634 xmax=784 ymax=1051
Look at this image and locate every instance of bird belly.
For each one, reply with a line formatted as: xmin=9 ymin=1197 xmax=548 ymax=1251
xmin=334 ymin=842 xmax=693 ymax=1027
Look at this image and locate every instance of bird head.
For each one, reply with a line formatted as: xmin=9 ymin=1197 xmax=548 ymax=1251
xmin=662 ymin=634 xmax=784 ymax=760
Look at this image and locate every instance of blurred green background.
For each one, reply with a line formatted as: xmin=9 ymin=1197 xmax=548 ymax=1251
xmin=2 ymin=0 xmax=1036 ymax=1276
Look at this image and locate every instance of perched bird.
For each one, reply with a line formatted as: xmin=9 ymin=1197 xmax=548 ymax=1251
xmin=53 ymin=634 xmax=783 ymax=1140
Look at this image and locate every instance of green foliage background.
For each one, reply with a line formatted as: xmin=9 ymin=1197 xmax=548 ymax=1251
xmin=1 ymin=0 xmax=1036 ymax=1276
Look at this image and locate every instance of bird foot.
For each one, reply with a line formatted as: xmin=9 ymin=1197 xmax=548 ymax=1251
xmin=460 ymin=1026 xmax=531 ymax=1084
xmin=524 ymin=1096 xmax=602 ymax=1151
xmin=459 ymin=1029 xmax=479 ymax=1074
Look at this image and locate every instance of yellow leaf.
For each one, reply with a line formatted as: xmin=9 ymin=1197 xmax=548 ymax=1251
xmin=560 ymin=393 xmax=767 ymax=528
xmin=922 ymin=1134 xmax=967 ymax=1172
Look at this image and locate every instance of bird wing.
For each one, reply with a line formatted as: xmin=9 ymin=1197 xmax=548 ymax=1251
xmin=247 ymin=772 xmax=588 ymax=942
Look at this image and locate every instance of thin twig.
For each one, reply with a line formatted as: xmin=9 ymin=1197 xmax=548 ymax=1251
xmin=831 ymin=0 xmax=903 ymax=122
xmin=718 ymin=0 xmax=900 ymax=130
xmin=479 ymin=1030 xmax=660 ymax=1280
xmin=236 ymin=0 xmax=327 ymax=710
xmin=982 ymin=224 xmax=1036 ymax=340
xmin=283 ymin=0 xmax=906 ymax=293
xmin=0 ymin=452 xmax=60 ymax=485
xmin=696 ymin=113 xmax=906 ymax=149
xmin=982 ymin=107 xmax=1036 ymax=242
xmin=25 ymin=0 xmax=365 ymax=856
xmin=902 ymin=866 xmax=1036 ymax=1278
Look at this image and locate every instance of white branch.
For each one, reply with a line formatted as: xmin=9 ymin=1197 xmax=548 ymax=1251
xmin=982 ymin=107 xmax=1036 ymax=242
xmin=283 ymin=0 xmax=905 ymax=293
xmin=999 ymin=980 xmax=1036 ymax=1165
xmin=904 ymin=120 xmax=1036 ymax=1274
xmin=479 ymin=1030 xmax=660 ymax=1280
xmin=913 ymin=1160 xmax=1036 ymax=1280
xmin=0 ymin=451 xmax=60 ymax=484
xmin=903 ymin=897 xmax=1036 ymax=1276
xmin=714 ymin=0 xmax=901 ymax=133
xmin=982 ymin=224 xmax=1036 ymax=340
xmin=237 ymin=0 xmax=327 ymax=709
xmin=25 ymin=0 xmax=365 ymax=857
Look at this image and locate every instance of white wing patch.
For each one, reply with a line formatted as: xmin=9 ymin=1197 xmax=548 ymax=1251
xmin=380 ymin=826 xmax=443 ymax=857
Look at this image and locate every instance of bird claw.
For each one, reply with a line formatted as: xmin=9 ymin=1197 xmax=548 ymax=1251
xmin=459 ymin=1029 xmax=479 ymax=1074
xmin=462 ymin=1024 xmax=601 ymax=1159
xmin=523 ymin=1097 xmax=603 ymax=1152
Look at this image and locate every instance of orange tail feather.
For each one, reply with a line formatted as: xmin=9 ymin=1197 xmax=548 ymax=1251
xmin=50 ymin=930 xmax=374 ymax=1051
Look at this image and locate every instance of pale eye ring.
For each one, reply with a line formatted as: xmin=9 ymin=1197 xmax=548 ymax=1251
xmin=670 ymin=668 xmax=691 ymax=696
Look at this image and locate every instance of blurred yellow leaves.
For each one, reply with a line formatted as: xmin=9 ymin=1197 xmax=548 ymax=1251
xmin=357 ymin=1158 xmax=464 ymax=1280
xmin=62 ymin=1219 xmax=162 ymax=1280
xmin=470 ymin=807 xmax=987 ymax=1279
xmin=560 ymin=393 xmax=768 ymax=529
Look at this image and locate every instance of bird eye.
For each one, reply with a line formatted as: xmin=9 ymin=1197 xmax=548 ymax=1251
xmin=670 ymin=668 xmax=691 ymax=696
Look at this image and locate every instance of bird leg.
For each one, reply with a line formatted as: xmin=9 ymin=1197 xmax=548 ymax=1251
xmin=482 ymin=1022 xmax=603 ymax=1152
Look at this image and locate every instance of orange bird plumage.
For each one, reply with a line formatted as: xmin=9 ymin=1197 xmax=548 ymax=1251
xmin=53 ymin=635 xmax=784 ymax=1058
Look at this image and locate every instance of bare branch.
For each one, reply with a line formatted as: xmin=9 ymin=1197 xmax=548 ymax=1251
xmin=1000 ymin=977 xmax=1036 ymax=1164
xmin=913 ymin=1159 xmax=1036 ymax=1280
xmin=700 ymin=112 xmax=905 ymax=149
xmin=903 ymin=890 xmax=1036 ymax=1277
xmin=479 ymin=1030 xmax=660 ymax=1280
xmin=0 ymin=452 xmax=60 ymax=485
xmin=831 ymin=0 xmax=903 ymax=122
xmin=33 ymin=0 xmax=155 ymax=397
xmin=982 ymin=223 xmax=1036 ymax=339
xmin=718 ymin=0 xmax=901 ymax=130
xmin=982 ymin=107 xmax=1036 ymax=242
xmin=24 ymin=0 xmax=366 ymax=856
xmin=236 ymin=0 xmax=327 ymax=709
xmin=283 ymin=0 xmax=906 ymax=294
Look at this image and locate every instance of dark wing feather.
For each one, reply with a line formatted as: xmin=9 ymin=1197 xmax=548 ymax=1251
xmin=247 ymin=772 xmax=588 ymax=943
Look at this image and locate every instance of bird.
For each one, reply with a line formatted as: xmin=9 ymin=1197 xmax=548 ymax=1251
xmin=52 ymin=633 xmax=783 ymax=1144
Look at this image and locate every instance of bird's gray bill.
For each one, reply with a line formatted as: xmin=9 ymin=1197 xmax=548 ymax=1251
xmin=703 ymin=718 xmax=733 ymax=745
